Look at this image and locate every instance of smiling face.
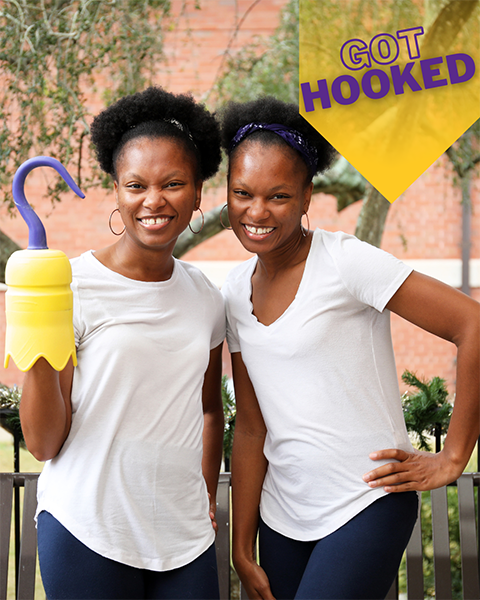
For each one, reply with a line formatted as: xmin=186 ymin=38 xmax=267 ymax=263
xmin=114 ymin=135 xmax=202 ymax=253
xmin=227 ymin=140 xmax=313 ymax=257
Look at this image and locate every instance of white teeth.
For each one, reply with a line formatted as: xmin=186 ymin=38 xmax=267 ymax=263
xmin=245 ymin=225 xmax=274 ymax=235
xmin=141 ymin=217 xmax=170 ymax=225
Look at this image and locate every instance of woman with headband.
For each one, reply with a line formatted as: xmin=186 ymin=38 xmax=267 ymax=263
xmin=220 ymin=97 xmax=479 ymax=600
xmin=20 ymin=87 xmax=225 ymax=600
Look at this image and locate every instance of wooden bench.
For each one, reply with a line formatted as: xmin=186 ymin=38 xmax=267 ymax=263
xmin=1 ymin=472 xmax=479 ymax=600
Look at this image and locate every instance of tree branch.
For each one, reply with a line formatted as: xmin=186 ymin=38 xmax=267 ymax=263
xmin=173 ymin=205 xmax=225 ymax=258
xmin=313 ymin=156 xmax=367 ymax=211
xmin=204 ymin=0 xmax=263 ymax=102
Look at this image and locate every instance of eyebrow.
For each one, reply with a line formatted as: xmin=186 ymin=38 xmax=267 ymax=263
xmin=122 ymin=169 xmax=189 ymax=180
xmin=231 ymin=179 xmax=294 ymax=192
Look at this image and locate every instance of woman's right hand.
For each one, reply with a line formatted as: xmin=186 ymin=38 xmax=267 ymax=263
xmin=234 ymin=557 xmax=276 ymax=600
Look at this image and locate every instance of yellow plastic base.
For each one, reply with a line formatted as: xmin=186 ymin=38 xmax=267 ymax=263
xmin=4 ymin=249 xmax=77 ymax=372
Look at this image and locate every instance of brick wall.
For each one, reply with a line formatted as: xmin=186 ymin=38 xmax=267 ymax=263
xmin=0 ymin=0 xmax=290 ymax=386
xmin=1 ymin=0 xmax=478 ymax=407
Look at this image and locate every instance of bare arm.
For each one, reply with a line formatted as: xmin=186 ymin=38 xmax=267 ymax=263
xmin=19 ymin=357 xmax=74 ymax=461
xmin=363 ymin=271 xmax=480 ymax=491
xmin=231 ymin=352 xmax=274 ymax=600
xmin=202 ymin=343 xmax=225 ymax=532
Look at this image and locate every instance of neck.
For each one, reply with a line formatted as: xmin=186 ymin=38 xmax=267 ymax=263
xmin=99 ymin=236 xmax=176 ymax=282
xmin=256 ymin=230 xmax=312 ymax=280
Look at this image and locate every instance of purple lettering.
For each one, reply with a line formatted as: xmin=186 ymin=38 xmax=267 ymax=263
xmin=331 ymin=75 xmax=360 ymax=105
xmin=391 ymin=62 xmax=422 ymax=94
xmin=447 ymin=53 xmax=476 ymax=84
xmin=340 ymin=39 xmax=371 ymax=70
xmin=396 ymin=27 xmax=424 ymax=60
xmin=300 ymin=80 xmax=331 ymax=111
xmin=362 ymin=69 xmax=390 ymax=99
xmin=421 ymin=56 xmax=447 ymax=89
xmin=370 ymin=33 xmax=399 ymax=65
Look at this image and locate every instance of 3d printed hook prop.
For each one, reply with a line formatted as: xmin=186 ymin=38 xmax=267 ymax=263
xmin=4 ymin=157 xmax=84 ymax=371
xmin=12 ymin=156 xmax=85 ymax=249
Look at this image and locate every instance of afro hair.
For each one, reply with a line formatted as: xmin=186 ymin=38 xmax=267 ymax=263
xmin=90 ymin=86 xmax=221 ymax=180
xmin=220 ymin=96 xmax=335 ymax=178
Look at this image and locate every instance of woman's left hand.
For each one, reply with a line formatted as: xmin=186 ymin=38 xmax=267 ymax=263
xmin=208 ymin=493 xmax=218 ymax=534
xmin=362 ymin=448 xmax=463 ymax=492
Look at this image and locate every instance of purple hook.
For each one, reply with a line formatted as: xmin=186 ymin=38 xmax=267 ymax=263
xmin=12 ymin=156 xmax=85 ymax=250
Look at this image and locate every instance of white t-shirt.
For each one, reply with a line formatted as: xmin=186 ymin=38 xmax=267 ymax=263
xmin=36 ymin=251 xmax=226 ymax=571
xmin=223 ymin=229 xmax=414 ymax=541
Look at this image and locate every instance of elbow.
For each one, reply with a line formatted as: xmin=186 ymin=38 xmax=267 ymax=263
xmin=19 ymin=407 xmax=71 ymax=462
xmin=24 ymin=439 xmax=59 ymax=462
xmin=204 ymin=405 xmax=225 ymax=427
xmin=22 ymin=427 xmax=66 ymax=462
xmin=30 ymin=450 xmax=51 ymax=463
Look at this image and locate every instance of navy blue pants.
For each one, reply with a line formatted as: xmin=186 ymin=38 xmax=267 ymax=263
xmin=37 ymin=511 xmax=220 ymax=600
xmin=259 ymin=492 xmax=419 ymax=600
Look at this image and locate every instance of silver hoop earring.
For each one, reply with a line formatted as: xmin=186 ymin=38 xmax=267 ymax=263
xmin=109 ymin=208 xmax=126 ymax=236
xmin=301 ymin=212 xmax=310 ymax=237
xmin=220 ymin=204 xmax=232 ymax=230
xmin=188 ymin=207 xmax=204 ymax=234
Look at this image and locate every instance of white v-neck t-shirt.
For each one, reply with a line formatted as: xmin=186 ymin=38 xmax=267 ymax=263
xmin=36 ymin=251 xmax=226 ymax=571
xmin=223 ymin=229 xmax=414 ymax=541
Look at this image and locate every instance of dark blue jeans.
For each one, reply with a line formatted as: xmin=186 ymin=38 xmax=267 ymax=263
xmin=259 ymin=491 xmax=419 ymax=600
xmin=37 ymin=511 xmax=220 ymax=600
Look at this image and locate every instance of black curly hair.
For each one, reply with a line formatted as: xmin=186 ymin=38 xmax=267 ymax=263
xmin=220 ymin=96 xmax=335 ymax=180
xmin=90 ymin=86 xmax=221 ymax=181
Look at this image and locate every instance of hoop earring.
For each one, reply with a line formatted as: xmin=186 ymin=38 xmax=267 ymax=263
xmin=109 ymin=208 xmax=126 ymax=236
xmin=220 ymin=204 xmax=232 ymax=230
xmin=188 ymin=207 xmax=204 ymax=234
xmin=301 ymin=212 xmax=310 ymax=237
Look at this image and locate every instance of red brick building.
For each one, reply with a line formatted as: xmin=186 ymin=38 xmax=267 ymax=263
xmin=1 ymin=0 xmax=479 ymax=412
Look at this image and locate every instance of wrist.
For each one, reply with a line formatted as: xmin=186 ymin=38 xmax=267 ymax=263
xmin=439 ymin=448 xmax=467 ymax=480
xmin=233 ymin=544 xmax=256 ymax=567
xmin=442 ymin=446 xmax=465 ymax=465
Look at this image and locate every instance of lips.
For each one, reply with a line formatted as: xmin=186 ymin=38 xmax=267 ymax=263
xmin=138 ymin=216 xmax=172 ymax=226
xmin=243 ymin=224 xmax=275 ymax=235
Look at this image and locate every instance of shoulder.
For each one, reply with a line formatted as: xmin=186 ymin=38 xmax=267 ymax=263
xmin=313 ymin=228 xmax=405 ymax=271
xmin=70 ymin=251 xmax=97 ymax=283
xmin=175 ymin=260 xmax=224 ymax=303
xmin=175 ymin=259 xmax=217 ymax=289
xmin=312 ymin=229 xmax=412 ymax=309
xmin=314 ymin=228 xmax=372 ymax=255
xmin=222 ymin=258 xmax=256 ymax=296
xmin=70 ymin=249 xmax=101 ymax=270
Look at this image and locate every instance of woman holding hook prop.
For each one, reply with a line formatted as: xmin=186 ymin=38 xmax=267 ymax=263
xmin=17 ymin=87 xmax=225 ymax=600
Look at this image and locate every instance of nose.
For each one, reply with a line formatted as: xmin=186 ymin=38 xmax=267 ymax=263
xmin=247 ymin=197 xmax=270 ymax=222
xmin=143 ymin=187 xmax=167 ymax=210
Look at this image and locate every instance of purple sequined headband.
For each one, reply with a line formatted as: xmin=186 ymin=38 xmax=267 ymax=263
xmin=230 ymin=122 xmax=318 ymax=176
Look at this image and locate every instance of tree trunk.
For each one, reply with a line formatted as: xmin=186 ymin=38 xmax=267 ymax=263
xmin=421 ymin=0 xmax=478 ymax=57
xmin=173 ymin=205 xmax=226 ymax=259
xmin=0 ymin=230 xmax=21 ymax=283
xmin=461 ymin=173 xmax=471 ymax=296
xmin=354 ymin=186 xmax=391 ymax=248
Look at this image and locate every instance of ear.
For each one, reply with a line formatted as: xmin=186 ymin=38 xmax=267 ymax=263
xmin=114 ymin=180 xmax=119 ymax=208
xmin=194 ymin=180 xmax=203 ymax=211
xmin=303 ymin=181 xmax=313 ymax=214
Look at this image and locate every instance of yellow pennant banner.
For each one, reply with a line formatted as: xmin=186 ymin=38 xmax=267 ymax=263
xmin=299 ymin=0 xmax=480 ymax=203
